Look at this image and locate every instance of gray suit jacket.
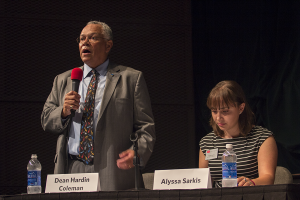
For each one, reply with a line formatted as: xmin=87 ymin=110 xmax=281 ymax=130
xmin=41 ymin=62 xmax=155 ymax=191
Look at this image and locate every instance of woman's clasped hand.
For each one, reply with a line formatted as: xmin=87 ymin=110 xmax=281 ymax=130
xmin=237 ymin=177 xmax=255 ymax=186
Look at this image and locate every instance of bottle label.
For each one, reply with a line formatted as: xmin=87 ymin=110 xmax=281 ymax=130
xmin=222 ymin=162 xmax=237 ymax=179
xmin=27 ymin=170 xmax=41 ymax=186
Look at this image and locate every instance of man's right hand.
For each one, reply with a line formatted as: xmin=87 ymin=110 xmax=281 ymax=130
xmin=61 ymin=91 xmax=81 ymax=118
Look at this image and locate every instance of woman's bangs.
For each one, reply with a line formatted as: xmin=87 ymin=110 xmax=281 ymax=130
xmin=207 ymin=89 xmax=235 ymax=109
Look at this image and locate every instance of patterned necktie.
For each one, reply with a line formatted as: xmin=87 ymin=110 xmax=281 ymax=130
xmin=78 ymin=69 xmax=98 ymax=164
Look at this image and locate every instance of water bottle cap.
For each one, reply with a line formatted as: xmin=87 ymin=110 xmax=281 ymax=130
xmin=226 ymin=144 xmax=233 ymax=149
xmin=31 ymin=154 xmax=38 ymax=159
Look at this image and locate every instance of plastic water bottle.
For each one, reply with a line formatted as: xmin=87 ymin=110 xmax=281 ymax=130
xmin=222 ymin=144 xmax=237 ymax=187
xmin=27 ymin=154 xmax=42 ymax=194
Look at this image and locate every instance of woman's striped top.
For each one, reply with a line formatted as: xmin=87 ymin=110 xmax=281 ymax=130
xmin=199 ymin=126 xmax=273 ymax=186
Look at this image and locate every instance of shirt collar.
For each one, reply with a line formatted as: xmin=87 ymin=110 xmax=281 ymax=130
xmin=83 ymin=59 xmax=109 ymax=78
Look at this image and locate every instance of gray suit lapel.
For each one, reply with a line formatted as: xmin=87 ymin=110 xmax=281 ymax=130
xmin=66 ymin=77 xmax=72 ymax=93
xmin=98 ymin=63 xmax=120 ymax=122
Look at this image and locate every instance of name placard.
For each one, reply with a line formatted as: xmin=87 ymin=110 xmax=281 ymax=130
xmin=153 ymin=168 xmax=212 ymax=190
xmin=45 ymin=173 xmax=100 ymax=193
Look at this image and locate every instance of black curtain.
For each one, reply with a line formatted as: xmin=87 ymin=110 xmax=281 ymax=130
xmin=192 ymin=0 xmax=300 ymax=174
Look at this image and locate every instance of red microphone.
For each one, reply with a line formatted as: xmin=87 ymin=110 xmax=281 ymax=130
xmin=70 ymin=68 xmax=83 ymax=117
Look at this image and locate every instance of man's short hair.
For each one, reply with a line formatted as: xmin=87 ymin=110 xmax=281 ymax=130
xmin=87 ymin=21 xmax=113 ymax=41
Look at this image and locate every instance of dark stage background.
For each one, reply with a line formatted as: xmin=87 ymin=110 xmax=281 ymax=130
xmin=0 ymin=0 xmax=299 ymax=195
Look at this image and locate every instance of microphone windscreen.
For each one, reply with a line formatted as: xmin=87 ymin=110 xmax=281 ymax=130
xmin=71 ymin=68 xmax=83 ymax=80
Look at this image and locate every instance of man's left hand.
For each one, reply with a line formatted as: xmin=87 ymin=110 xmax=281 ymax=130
xmin=117 ymin=149 xmax=135 ymax=170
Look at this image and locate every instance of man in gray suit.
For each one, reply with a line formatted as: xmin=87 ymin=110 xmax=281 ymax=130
xmin=41 ymin=21 xmax=155 ymax=191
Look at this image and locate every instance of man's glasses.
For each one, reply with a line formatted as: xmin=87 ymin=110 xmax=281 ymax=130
xmin=76 ymin=36 xmax=108 ymax=44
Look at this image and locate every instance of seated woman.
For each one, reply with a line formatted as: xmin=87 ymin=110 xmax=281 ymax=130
xmin=199 ymin=80 xmax=278 ymax=187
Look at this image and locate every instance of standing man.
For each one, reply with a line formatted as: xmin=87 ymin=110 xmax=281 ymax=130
xmin=41 ymin=21 xmax=155 ymax=191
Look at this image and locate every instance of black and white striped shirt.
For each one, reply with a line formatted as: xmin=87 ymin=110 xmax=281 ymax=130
xmin=199 ymin=126 xmax=273 ymax=185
